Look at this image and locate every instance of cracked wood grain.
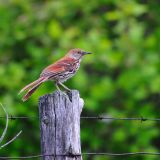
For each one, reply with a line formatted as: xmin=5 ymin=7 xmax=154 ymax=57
xmin=39 ymin=90 xmax=84 ymax=160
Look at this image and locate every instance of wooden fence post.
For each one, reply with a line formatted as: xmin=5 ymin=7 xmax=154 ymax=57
xmin=39 ymin=90 xmax=84 ymax=160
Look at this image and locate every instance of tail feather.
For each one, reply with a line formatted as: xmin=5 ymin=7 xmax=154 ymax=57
xmin=19 ymin=77 xmax=48 ymax=101
xmin=19 ymin=77 xmax=45 ymax=95
xmin=22 ymin=84 xmax=40 ymax=102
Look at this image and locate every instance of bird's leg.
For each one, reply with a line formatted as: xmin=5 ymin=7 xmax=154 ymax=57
xmin=59 ymin=82 xmax=72 ymax=101
xmin=55 ymin=82 xmax=61 ymax=92
xmin=58 ymin=82 xmax=71 ymax=92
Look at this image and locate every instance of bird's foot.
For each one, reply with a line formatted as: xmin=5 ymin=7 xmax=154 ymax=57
xmin=65 ymin=90 xmax=72 ymax=102
xmin=55 ymin=82 xmax=72 ymax=101
xmin=58 ymin=91 xmax=72 ymax=102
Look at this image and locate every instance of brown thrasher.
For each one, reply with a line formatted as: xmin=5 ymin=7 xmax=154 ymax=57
xmin=19 ymin=48 xmax=92 ymax=101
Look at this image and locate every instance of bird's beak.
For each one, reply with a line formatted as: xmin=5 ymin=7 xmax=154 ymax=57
xmin=83 ymin=51 xmax=92 ymax=55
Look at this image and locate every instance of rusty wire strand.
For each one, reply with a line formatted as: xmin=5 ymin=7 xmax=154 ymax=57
xmin=0 ymin=152 xmax=160 ymax=159
xmin=0 ymin=115 xmax=160 ymax=122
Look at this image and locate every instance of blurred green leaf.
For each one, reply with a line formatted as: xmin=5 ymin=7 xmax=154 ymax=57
xmin=0 ymin=1 xmax=159 ymax=160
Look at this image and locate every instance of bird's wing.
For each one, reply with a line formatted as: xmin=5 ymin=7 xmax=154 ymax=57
xmin=40 ymin=58 xmax=75 ymax=78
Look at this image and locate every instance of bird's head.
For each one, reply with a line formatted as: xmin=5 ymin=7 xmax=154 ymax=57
xmin=66 ymin=48 xmax=92 ymax=60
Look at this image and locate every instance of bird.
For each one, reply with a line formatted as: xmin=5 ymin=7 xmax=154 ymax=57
xmin=19 ymin=48 xmax=92 ymax=101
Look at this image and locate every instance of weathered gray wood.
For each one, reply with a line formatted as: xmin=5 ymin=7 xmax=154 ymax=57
xmin=39 ymin=90 xmax=84 ymax=160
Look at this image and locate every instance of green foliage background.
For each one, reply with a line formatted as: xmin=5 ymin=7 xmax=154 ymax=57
xmin=0 ymin=0 xmax=160 ymax=159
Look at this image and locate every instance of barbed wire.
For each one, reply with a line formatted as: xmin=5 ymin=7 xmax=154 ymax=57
xmin=0 ymin=115 xmax=160 ymax=122
xmin=0 ymin=152 xmax=160 ymax=159
xmin=0 ymin=112 xmax=160 ymax=159
xmin=81 ymin=116 xmax=160 ymax=122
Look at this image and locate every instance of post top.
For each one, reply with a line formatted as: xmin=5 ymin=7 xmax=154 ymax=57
xmin=39 ymin=90 xmax=80 ymax=102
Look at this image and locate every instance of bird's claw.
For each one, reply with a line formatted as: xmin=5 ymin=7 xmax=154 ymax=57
xmin=64 ymin=90 xmax=72 ymax=102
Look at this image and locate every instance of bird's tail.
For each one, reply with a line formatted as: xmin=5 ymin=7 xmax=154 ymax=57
xmin=19 ymin=77 xmax=48 ymax=101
